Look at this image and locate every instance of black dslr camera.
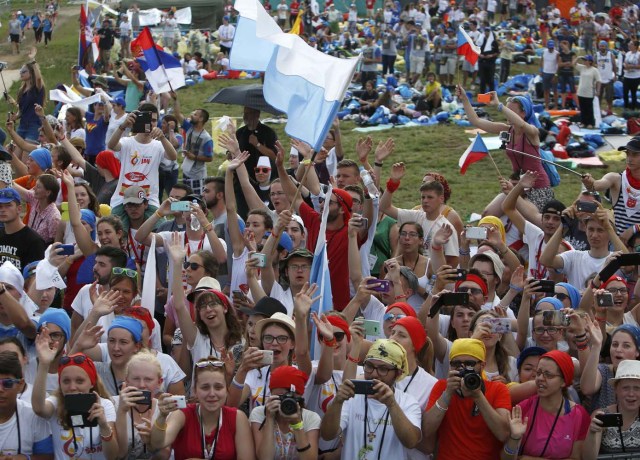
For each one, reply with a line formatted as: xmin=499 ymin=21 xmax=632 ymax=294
xmin=459 ymin=369 xmax=482 ymax=391
xmin=278 ymin=392 xmax=304 ymax=415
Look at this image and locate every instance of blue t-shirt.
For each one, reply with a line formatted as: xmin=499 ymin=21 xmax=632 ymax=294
xmin=43 ymin=19 xmax=52 ymax=32
xmin=18 ymin=86 xmax=45 ymax=128
xmin=31 ymin=15 xmax=41 ymax=28
xmin=85 ymin=111 xmax=109 ymax=156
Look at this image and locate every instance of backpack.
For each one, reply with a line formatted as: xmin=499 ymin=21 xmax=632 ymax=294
xmin=540 ymin=149 xmax=561 ymax=187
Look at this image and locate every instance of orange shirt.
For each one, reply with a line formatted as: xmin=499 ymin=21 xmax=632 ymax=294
xmin=426 ymin=379 xmax=511 ymax=460
xmin=14 ymin=175 xmax=37 ymax=224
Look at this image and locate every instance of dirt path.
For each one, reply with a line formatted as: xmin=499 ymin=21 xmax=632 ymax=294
xmin=0 ymin=6 xmax=77 ymax=89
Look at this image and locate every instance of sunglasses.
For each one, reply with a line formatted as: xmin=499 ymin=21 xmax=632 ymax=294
xmin=0 ymin=378 xmax=21 ymax=389
xmin=183 ymin=261 xmax=203 ymax=270
xmin=450 ymin=359 xmax=480 ymax=369
xmin=554 ymin=293 xmax=569 ymax=302
xmin=195 ymin=360 xmax=225 ymax=369
xmin=383 ymin=313 xmax=406 ymax=322
xmin=60 ymin=355 xmax=87 ymax=366
xmin=254 ymin=167 xmax=271 ymax=173
xmin=457 ymin=286 xmax=484 ymax=296
xmin=317 ymin=331 xmax=347 ymax=343
xmin=112 ymin=267 xmax=138 ymax=279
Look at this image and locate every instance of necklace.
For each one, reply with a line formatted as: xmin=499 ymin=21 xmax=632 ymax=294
xmin=401 ymin=254 xmax=420 ymax=272
xmin=199 ymin=405 xmax=222 ymax=460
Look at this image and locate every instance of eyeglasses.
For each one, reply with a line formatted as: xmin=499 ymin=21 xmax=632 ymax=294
xmin=383 ymin=313 xmax=406 ymax=322
xmin=19 ymin=69 xmax=28 ymax=74
xmin=255 ymin=167 xmax=271 ymax=173
xmin=608 ymin=288 xmax=629 ymax=295
xmin=555 ymin=293 xmax=570 ymax=302
xmin=363 ymin=361 xmax=397 ymax=376
xmin=334 ymin=332 xmax=346 ymax=342
xmin=0 ymin=378 xmax=21 ymax=389
xmin=183 ymin=261 xmax=203 ymax=270
xmin=457 ymin=287 xmax=484 ymax=296
xmin=288 ymin=264 xmax=311 ymax=272
xmin=60 ymin=355 xmax=87 ymax=366
xmin=195 ymin=360 xmax=225 ymax=369
xmin=450 ymin=359 xmax=480 ymax=369
xmin=270 ymin=191 xmax=285 ymax=197
xmin=112 ymin=267 xmax=138 ymax=279
xmin=49 ymin=331 xmax=65 ymax=342
xmin=198 ymin=301 xmax=220 ymax=311
xmin=400 ymin=231 xmax=420 ymax=238
xmin=351 ymin=198 xmax=362 ymax=206
xmin=262 ymin=334 xmax=290 ymax=344
xmin=533 ymin=327 xmax=560 ymax=335
xmin=535 ymin=370 xmax=562 ymax=379
xmin=480 ymin=272 xmax=495 ymax=278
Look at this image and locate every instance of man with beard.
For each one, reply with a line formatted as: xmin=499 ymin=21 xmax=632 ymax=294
xmin=69 ymin=246 xmax=128 ymax=340
xmin=173 ymin=99 xmax=213 ymax=196
xmin=234 ymin=107 xmax=278 ymax=218
xmin=502 ymin=171 xmax=571 ymax=281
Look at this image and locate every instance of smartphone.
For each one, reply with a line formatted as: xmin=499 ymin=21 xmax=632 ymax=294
xmin=465 ymin=227 xmax=488 ymax=240
xmin=499 ymin=131 xmax=511 ymax=143
xmin=542 ymin=310 xmax=570 ymax=327
xmin=58 ymin=244 xmax=75 ymax=256
xmin=139 ymin=390 xmax=152 ymax=406
xmin=131 ymin=111 xmax=153 ymax=134
xmin=482 ymin=317 xmax=512 ymax=334
xmin=576 ymin=201 xmax=598 ymax=213
xmin=352 ymin=379 xmax=376 ymax=395
xmin=232 ymin=290 xmax=248 ymax=302
xmin=366 ymin=279 xmax=391 ymax=293
xmin=167 ymin=395 xmax=187 ymax=409
xmin=596 ymin=412 xmax=623 ymax=428
xmin=64 ymin=393 xmax=98 ymax=427
xmin=596 ymin=292 xmax=615 ymax=307
xmin=455 ymin=268 xmax=467 ymax=281
xmin=250 ymin=252 xmax=267 ymax=268
xmin=260 ymin=350 xmax=274 ymax=365
xmin=429 ymin=292 xmax=470 ymax=318
xmin=477 ymin=93 xmax=491 ymax=103
xmin=170 ymin=201 xmax=191 ymax=212
xmin=617 ymin=253 xmax=640 ymax=267
xmin=537 ymin=280 xmax=556 ymax=295
xmin=599 ymin=259 xmax=621 ymax=283
xmin=6 ymin=112 xmax=11 ymax=123
xmin=363 ymin=320 xmax=381 ymax=337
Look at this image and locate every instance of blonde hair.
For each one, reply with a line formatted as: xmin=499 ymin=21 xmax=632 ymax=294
xmin=126 ymin=350 xmax=162 ymax=378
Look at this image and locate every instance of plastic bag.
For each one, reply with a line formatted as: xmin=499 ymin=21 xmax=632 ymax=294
xmin=211 ymin=116 xmax=237 ymax=155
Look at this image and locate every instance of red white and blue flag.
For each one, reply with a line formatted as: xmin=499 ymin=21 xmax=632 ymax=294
xmin=459 ymin=134 xmax=489 ymax=174
xmin=78 ymin=4 xmax=98 ymax=67
xmin=131 ymin=27 xmax=185 ymax=94
xmin=457 ymin=25 xmax=480 ymax=65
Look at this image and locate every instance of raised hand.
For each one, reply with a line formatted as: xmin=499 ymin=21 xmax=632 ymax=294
xmin=35 ymin=327 xmax=58 ymax=364
xmin=293 ymin=282 xmax=320 ymax=317
xmin=433 ymin=223 xmax=453 ymax=247
xmin=226 ymin=150 xmax=250 ymax=171
xmin=509 ymin=405 xmax=528 ymax=439
xmin=390 ymin=162 xmax=406 ymax=181
xmin=92 ymin=290 xmax=121 ymax=318
xmin=374 ymin=137 xmax=395 ymax=163
xmin=311 ymin=312 xmax=334 ymax=341
xmin=219 ymin=132 xmax=241 ymax=156
xmin=510 ymin=265 xmax=525 ymax=291
xmin=291 ymin=138 xmax=313 ymax=159
xmin=165 ymin=231 xmax=187 ymax=263
xmin=355 ymin=136 xmax=373 ymax=164
xmin=518 ymin=170 xmax=538 ymax=189
xmin=75 ymin=323 xmax=104 ymax=351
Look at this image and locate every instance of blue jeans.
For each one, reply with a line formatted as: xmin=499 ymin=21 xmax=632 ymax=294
xmin=17 ymin=120 xmax=41 ymax=142
xmin=159 ymin=168 xmax=179 ymax=200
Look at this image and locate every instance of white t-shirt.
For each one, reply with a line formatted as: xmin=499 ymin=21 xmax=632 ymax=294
xmin=0 ymin=399 xmax=52 ymax=456
xmin=97 ymin=343 xmax=185 ymax=392
xmin=245 ymin=364 xmax=297 ymax=412
xmin=230 ymin=248 xmax=249 ymax=294
xmin=337 ymin=391 xmax=421 ymax=460
xmin=217 ymin=24 xmax=235 ymax=47
xmin=523 ymin=221 xmax=547 ymax=279
xmin=596 ymin=50 xmax=617 ymax=83
xmin=397 ymin=369 xmax=436 ymax=460
xmin=268 ymin=281 xmax=294 ymax=316
xmin=249 ymin=406 xmax=321 ymax=451
xmin=112 ymin=136 xmax=168 ymax=208
xmin=559 ymin=250 xmax=611 ymax=290
xmin=396 ymin=209 xmax=459 ymax=259
xmin=105 ymin=112 xmax=128 ymax=148
xmin=577 ymin=64 xmax=602 ymax=98
xmin=112 ymin=396 xmax=159 ymax=458
xmin=277 ymin=3 xmax=288 ymax=19
xmin=542 ymin=49 xmax=559 ymax=74
xmin=626 ymin=51 xmax=640 ymax=79
xmin=47 ymin=395 xmax=116 ymax=460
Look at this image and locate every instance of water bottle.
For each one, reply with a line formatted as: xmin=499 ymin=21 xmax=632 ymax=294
xmin=360 ymin=169 xmax=379 ymax=199
xmin=190 ymin=200 xmax=201 ymax=231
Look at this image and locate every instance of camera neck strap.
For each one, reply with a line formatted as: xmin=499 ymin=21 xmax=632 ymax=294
xmin=615 ymin=405 xmax=629 ymax=452
xmin=199 ymin=404 xmax=222 ymax=460
xmin=519 ymin=396 xmax=564 ymax=457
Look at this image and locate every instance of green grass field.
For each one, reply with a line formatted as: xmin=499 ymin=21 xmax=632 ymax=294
xmin=0 ymin=3 xmax=627 ymax=219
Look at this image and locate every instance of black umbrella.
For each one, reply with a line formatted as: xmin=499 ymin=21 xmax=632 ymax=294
xmin=206 ymin=84 xmax=283 ymax=115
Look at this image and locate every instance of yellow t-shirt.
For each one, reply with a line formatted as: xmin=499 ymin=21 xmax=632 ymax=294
xmin=425 ymin=80 xmax=442 ymax=97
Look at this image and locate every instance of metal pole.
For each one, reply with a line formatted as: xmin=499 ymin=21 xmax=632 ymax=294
xmin=505 ymin=147 xmax=586 ymax=178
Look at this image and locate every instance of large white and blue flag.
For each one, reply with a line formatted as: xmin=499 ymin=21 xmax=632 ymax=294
xmin=230 ymin=0 xmax=359 ymax=151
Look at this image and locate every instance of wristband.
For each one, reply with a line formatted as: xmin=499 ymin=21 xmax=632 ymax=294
xmin=459 ymin=248 xmax=471 ymax=256
xmin=498 ymin=103 xmax=504 ymax=112
xmin=374 ymin=161 xmax=383 ymax=167
xmin=296 ymin=443 xmax=311 ymax=452
xmin=155 ymin=210 xmax=163 ymax=218
xmin=590 ymin=279 xmax=601 ymax=290
xmin=386 ymin=178 xmax=400 ymax=193
xmin=100 ymin=428 xmax=114 ymax=441
xmin=509 ymin=283 xmax=523 ymax=293
xmin=153 ymin=419 xmax=167 ymax=431
xmin=231 ymin=378 xmax=245 ymax=390
xmin=394 ymin=294 xmax=408 ymax=300
xmin=504 ymin=444 xmax=518 ymax=455
xmin=290 ymin=421 xmax=304 ymax=431
xmin=323 ymin=336 xmax=337 ymax=347
xmin=435 ymin=400 xmax=448 ymax=412
xmin=118 ymin=125 xmax=126 ymax=131
xmin=595 ymin=316 xmax=606 ymax=322
xmin=431 ymin=244 xmax=443 ymax=251
xmin=347 ymin=355 xmax=359 ymax=363
xmin=204 ymin=223 xmax=213 ymax=233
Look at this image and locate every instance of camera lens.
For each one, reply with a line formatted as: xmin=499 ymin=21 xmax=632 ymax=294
xmin=463 ymin=372 xmax=481 ymax=391
xmin=280 ymin=397 xmax=298 ymax=415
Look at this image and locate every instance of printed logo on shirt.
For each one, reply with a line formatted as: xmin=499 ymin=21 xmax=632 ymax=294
xmin=130 ymin=151 xmax=151 ymax=166
xmin=123 ymin=172 xmax=147 ymax=183
xmin=86 ymin=122 xmax=97 ymax=133
xmin=320 ymin=382 xmax=336 ymax=413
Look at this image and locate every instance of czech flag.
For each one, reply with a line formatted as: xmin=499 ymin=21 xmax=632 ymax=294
xmin=130 ymin=27 xmax=185 ymax=94
xmin=457 ymin=25 xmax=480 ymax=65
xmin=459 ymin=134 xmax=489 ymax=174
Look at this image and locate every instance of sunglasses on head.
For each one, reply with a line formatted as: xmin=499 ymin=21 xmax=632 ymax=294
xmin=383 ymin=313 xmax=406 ymax=322
xmin=112 ymin=267 xmax=138 ymax=279
xmin=555 ymin=292 xmax=569 ymax=301
xmin=60 ymin=355 xmax=87 ymax=366
xmin=0 ymin=378 xmax=21 ymax=389
xmin=195 ymin=360 xmax=225 ymax=369
xmin=183 ymin=261 xmax=203 ymax=270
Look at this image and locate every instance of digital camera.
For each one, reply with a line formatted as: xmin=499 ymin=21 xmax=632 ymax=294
xmin=278 ymin=392 xmax=304 ymax=415
xmin=459 ymin=369 xmax=482 ymax=391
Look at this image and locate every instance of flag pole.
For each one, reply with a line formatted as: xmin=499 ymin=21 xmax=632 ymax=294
xmin=288 ymin=152 xmax=317 ymax=212
xmin=505 ymin=147 xmax=585 ymax=178
xmin=486 ymin=151 xmax=503 ymax=178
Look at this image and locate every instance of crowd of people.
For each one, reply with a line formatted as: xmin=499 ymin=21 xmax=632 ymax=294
xmin=6 ymin=0 xmax=640 ymax=460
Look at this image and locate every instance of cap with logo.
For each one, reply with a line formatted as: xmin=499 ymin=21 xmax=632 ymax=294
xmin=122 ymin=186 xmax=148 ymax=205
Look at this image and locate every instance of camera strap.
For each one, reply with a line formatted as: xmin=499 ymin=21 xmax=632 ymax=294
xmin=519 ymin=396 xmax=564 ymax=457
xmin=199 ymin=404 xmax=222 ymax=460
xmin=615 ymin=405 xmax=627 ymax=452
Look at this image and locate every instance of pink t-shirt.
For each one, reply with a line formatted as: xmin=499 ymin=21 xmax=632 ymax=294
xmin=519 ymin=395 xmax=590 ymax=458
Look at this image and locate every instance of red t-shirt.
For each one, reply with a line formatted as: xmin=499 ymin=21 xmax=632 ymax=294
xmin=290 ymin=1 xmax=299 ymax=15
xmin=62 ymin=257 xmax=86 ymax=312
xmin=426 ymin=379 xmax=511 ymax=460
xmin=366 ymin=0 xmax=375 ymax=8
xmin=299 ymin=202 xmax=361 ymax=311
xmin=172 ymin=404 xmax=238 ymax=460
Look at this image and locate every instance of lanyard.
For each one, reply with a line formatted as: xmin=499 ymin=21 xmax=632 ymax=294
xmin=110 ymin=365 xmax=120 ymax=395
xmin=185 ymin=231 xmax=205 ymax=258
xmin=130 ymin=409 xmax=148 ymax=455
xmin=363 ymin=398 xmax=390 ymax=460
xmin=520 ymin=396 xmax=564 ymax=457
xmin=261 ymin=367 xmax=271 ymax=407
xmin=199 ymin=405 xmax=223 ymax=460
xmin=128 ymin=229 xmax=146 ymax=267
xmin=400 ymin=367 xmax=419 ymax=393
xmin=0 ymin=408 xmax=22 ymax=454
xmin=533 ymin=238 xmax=547 ymax=280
